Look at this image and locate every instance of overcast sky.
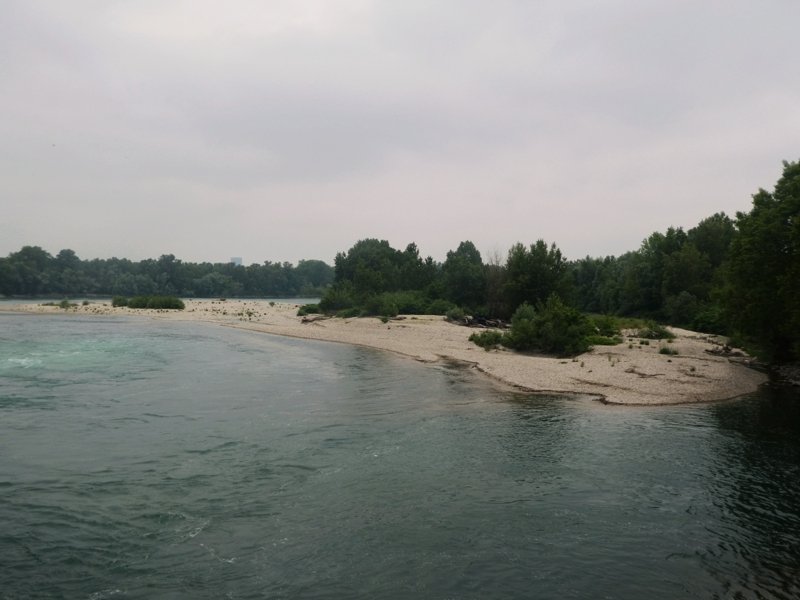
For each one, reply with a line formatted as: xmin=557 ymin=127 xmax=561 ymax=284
xmin=2 ymin=1 xmax=799 ymax=265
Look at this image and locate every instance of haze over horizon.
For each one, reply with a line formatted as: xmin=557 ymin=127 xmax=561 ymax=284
xmin=2 ymin=1 xmax=799 ymax=266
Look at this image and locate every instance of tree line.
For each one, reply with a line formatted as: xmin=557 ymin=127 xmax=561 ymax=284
xmin=3 ymin=160 xmax=798 ymax=362
xmin=0 ymin=251 xmax=334 ymax=298
xmin=318 ymin=160 xmax=799 ymax=363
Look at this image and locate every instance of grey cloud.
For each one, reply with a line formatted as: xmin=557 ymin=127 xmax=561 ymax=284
xmin=2 ymin=1 xmax=799 ymax=263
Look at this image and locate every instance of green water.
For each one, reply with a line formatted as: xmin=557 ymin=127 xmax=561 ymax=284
xmin=1 ymin=314 xmax=799 ymax=599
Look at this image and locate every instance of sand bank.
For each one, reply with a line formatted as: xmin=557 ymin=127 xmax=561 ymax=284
xmin=2 ymin=299 xmax=767 ymax=405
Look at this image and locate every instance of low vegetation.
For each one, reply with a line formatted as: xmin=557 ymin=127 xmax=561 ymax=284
xmin=112 ymin=296 xmax=185 ymax=310
xmin=468 ymin=295 xmax=592 ymax=357
xmin=636 ymin=321 xmax=675 ymax=340
xmin=297 ymin=303 xmax=320 ymax=316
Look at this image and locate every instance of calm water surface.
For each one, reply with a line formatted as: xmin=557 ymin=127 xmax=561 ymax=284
xmin=1 ymin=314 xmax=799 ymax=599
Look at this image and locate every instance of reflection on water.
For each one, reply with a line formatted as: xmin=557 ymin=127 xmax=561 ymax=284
xmin=704 ymin=388 xmax=800 ymax=598
xmin=1 ymin=314 xmax=799 ymax=599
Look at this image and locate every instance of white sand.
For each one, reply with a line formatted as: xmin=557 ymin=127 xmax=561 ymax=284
xmin=2 ymin=299 xmax=767 ymax=405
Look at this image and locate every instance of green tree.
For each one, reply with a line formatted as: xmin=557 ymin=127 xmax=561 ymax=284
xmin=503 ymin=240 xmax=568 ymax=313
xmin=687 ymin=212 xmax=735 ymax=268
xmin=441 ymin=241 xmax=486 ymax=311
xmin=727 ymin=160 xmax=800 ymax=361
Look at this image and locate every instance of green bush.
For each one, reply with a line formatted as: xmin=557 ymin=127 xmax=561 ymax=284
xmin=297 ymin=303 xmax=320 ymax=316
xmin=588 ymin=314 xmax=621 ymax=337
xmin=426 ymin=298 xmax=455 ymax=315
xmin=691 ymin=304 xmax=727 ymax=334
xmin=505 ymin=296 xmax=592 ymax=356
xmin=319 ymin=283 xmax=356 ymax=312
xmin=127 ymin=296 xmax=185 ymax=310
xmin=362 ymin=294 xmax=399 ymax=317
xmin=586 ymin=335 xmax=622 ymax=346
xmin=659 ymin=346 xmax=679 ymax=355
xmin=112 ymin=296 xmax=128 ymax=307
xmin=469 ymin=330 xmax=505 ymax=351
xmin=380 ymin=291 xmax=429 ymax=314
xmin=58 ymin=299 xmax=77 ymax=309
xmin=504 ymin=302 xmax=538 ymax=350
xmin=445 ymin=306 xmax=466 ymax=322
xmin=637 ymin=321 xmax=675 ymax=340
xmin=336 ymin=307 xmax=361 ymax=318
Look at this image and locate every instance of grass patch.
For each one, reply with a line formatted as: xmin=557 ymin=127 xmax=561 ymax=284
xmin=469 ymin=330 xmax=505 ymax=351
xmin=637 ymin=321 xmax=675 ymax=340
xmin=586 ymin=335 xmax=622 ymax=346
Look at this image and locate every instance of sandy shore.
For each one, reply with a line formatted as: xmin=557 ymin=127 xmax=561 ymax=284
xmin=2 ymin=299 xmax=767 ymax=405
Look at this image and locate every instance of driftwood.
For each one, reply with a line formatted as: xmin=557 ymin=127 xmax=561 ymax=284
xmin=457 ymin=316 xmax=509 ymax=329
xmin=704 ymin=344 xmax=744 ymax=357
xmin=624 ymin=367 xmax=664 ymax=378
xmin=301 ymin=315 xmax=329 ymax=324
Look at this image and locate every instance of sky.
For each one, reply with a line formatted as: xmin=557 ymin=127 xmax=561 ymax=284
xmin=2 ymin=1 xmax=799 ymax=266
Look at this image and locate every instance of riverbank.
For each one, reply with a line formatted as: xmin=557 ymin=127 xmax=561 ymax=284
xmin=1 ymin=299 xmax=767 ymax=405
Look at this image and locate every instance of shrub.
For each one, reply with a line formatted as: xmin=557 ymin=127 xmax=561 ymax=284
xmin=445 ymin=306 xmax=466 ymax=322
xmin=469 ymin=330 xmax=505 ymax=351
xmin=426 ymin=298 xmax=455 ymax=315
xmin=659 ymin=346 xmax=679 ymax=355
xmin=127 ymin=296 xmax=185 ymax=310
xmin=297 ymin=303 xmax=320 ymax=316
xmin=504 ymin=302 xmax=538 ymax=350
xmin=362 ymin=294 xmax=399 ymax=317
xmin=505 ymin=296 xmax=592 ymax=356
xmin=319 ymin=283 xmax=356 ymax=312
xmin=336 ymin=307 xmax=361 ymax=318
xmin=381 ymin=290 xmax=429 ymax=314
xmin=691 ymin=304 xmax=727 ymax=335
xmin=112 ymin=296 xmax=128 ymax=307
xmin=637 ymin=321 xmax=675 ymax=340
xmin=82 ymin=300 xmax=90 ymax=306
xmin=588 ymin=314 xmax=620 ymax=337
xmin=58 ymin=299 xmax=77 ymax=309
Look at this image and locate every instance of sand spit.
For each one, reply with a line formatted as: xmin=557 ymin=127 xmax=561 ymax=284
xmin=2 ymin=299 xmax=767 ymax=405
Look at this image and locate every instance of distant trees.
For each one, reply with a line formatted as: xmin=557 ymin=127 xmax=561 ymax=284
xmin=0 ymin=249 xmax=334 ymax=298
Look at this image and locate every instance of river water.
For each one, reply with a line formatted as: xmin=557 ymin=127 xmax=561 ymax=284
xmin=1 ymin=313 xmax=799 ymax=599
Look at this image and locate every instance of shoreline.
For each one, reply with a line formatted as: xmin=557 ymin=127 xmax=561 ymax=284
xmin=1 ymin=299 xmax=768 ymax=405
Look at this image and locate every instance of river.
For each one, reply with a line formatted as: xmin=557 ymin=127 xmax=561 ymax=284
xmin=1 ymin=314 xmax=798 ymax=599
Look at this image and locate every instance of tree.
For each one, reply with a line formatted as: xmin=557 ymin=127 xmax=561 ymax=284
xmin=441 ymin=241 xmax=486 ymax=311
xmin=727 ymin=160 xmax=800 ymax=361
xmin=333 ymin=239 xmax=403 ymax=299
xmin=503 ymin=240 xmax=568 ymax=313
xmin=687 ymin=212 xmax=735 ymax=268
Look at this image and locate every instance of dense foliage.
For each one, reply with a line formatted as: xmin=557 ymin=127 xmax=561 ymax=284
xmin=0 ymin=251 xmax=334 ymax=298
xmin=469 ymin=296 xmax=592 ymax=356
xmin=726 ymin=161 xmax=800 ymax=361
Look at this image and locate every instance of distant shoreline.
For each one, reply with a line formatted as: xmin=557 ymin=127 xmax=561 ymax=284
xmin=1 ymin=299 xmax=767 ymax=405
